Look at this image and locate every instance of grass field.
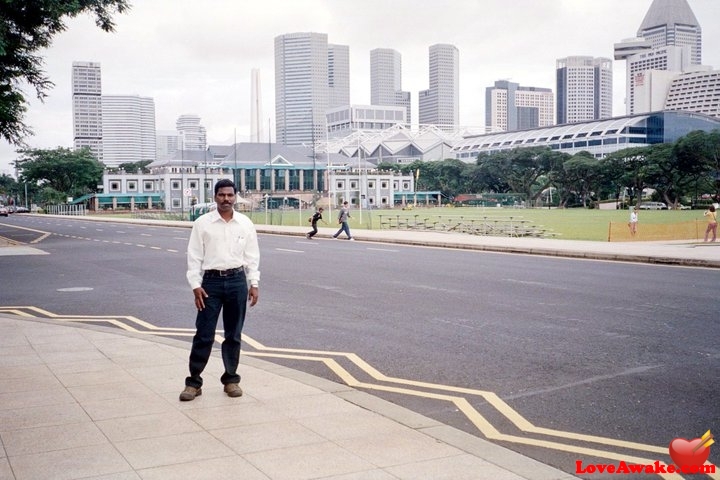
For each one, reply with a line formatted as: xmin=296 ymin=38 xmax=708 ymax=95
xmin=244 ymin=206 xmax=710 ymax=242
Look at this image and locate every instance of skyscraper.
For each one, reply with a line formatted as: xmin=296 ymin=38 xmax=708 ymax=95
xmin=418 ymin=44 xmax=459 ymax=128
xmin=101 ymin=95 xmax=156 ymax=167
xmin=615 ymin=0 xmax=702 ymax=115
xmin=274 ymin=32 xmax=350 ymax=146
xmin=328 ymin=44 xmax=350 ymax=109
xmin=370 ymin=48 xmax=411 ymax=124
xmin=556 ymin=56 xmax=612 ymax=125
xmin=72 ymin=61 xmax=103 ymax=161
xmin=176 ymin=114 xmax=207 ymax=150
xmin=485 ymin=80 xmax=554 ymax=132
xmin=637 ymin=0 xmax=701 ymax=65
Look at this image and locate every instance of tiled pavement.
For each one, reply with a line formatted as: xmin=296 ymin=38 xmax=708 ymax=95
xmin=0 ymin=315 xmax=577 ymax=480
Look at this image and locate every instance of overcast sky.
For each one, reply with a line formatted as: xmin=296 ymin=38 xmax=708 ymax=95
xmin=1 ymin=0 xmax=718 ymax=175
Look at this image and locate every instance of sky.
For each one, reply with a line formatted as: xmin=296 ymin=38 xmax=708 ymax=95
xmin=1 ymin=0 xmax=719 ymax=175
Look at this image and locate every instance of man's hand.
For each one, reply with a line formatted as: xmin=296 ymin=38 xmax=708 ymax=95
xmin=248 ymin=286 xmax=259 ymax=306
xmin=193 ymin=287 xmax=208 ymax=310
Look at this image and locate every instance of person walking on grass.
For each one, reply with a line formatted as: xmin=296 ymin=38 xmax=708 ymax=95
xmin=628 ymin=206 xmax=638 ymax=236
xmin=306 ymin=207 xmax=326 ymax=239
xmin=704 ymin=204 xmax=717 ymax=242
xmin=180 ymin=179 xmax=260 ymax=402
xmin=333 ymin=201 xmax=354 ymax=240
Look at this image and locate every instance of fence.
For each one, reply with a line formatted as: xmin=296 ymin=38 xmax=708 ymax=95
xmin=377 ymin=214 xmax=556 ymax=238
xmin=608 ymin=220 xmax=704 ymax=242
xmin=45 ymin=204 xmax=86 ymax=216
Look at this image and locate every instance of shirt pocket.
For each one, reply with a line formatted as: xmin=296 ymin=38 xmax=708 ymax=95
xmin=232 ymin=235 xmax=247 ymax=256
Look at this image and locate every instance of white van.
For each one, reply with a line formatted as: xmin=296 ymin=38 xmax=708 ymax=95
xmin=638 ymin=202 xmax=668 ymax=210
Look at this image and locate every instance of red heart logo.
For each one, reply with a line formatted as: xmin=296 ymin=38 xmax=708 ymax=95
xmin=668 ymin=438 xmax=711 ymax=468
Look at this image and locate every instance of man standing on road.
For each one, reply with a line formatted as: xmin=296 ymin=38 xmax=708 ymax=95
xmin=180 ymin=179 xmax=260 ymax=401
xmin=332 ymin=201 xmax=354 ymax=240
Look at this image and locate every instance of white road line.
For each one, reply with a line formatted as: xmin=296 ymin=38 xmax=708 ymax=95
xmin=276 ymin=248 xmax=304 ymax=253
xmin=367 ymin=247 xmax=399 ymax=252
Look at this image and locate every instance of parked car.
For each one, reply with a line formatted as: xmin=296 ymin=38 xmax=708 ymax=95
xmin=14 ymin=206 xmax=30 ymax=213
xmin=638 ymin=202 xmax=668 ymax=210
xmin=0 ymin=206 xmax=8 ymax=217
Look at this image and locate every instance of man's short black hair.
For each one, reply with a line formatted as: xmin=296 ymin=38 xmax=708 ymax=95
xmin=214 ymin=179 xmax=237 ymax=195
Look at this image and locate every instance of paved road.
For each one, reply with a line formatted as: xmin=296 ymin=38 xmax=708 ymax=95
xmin=1 ymin=214 xmax=718 ymax=478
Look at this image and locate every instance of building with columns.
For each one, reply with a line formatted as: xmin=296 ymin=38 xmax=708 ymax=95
xmin=95 ymin=143 xmax=415 ymax=213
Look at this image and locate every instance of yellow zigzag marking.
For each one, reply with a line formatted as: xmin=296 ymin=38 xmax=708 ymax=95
xmin=3 ymin=306 xmax=715 ymax=479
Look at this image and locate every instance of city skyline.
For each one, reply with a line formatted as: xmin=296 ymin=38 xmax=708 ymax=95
xmin=1 ymin=0 xmax=718 ymax=174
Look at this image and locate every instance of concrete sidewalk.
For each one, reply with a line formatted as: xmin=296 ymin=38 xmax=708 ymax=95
xmin=0 ymin=315 xmax=577 ymax=480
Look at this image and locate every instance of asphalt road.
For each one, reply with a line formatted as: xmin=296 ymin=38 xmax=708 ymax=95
xmin=1 ymin=214 xmax=718 ymax=478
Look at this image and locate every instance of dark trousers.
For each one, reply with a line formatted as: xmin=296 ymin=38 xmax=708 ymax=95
xmin=333 ymin=222 xmax=352 ymax=239
xmin=307 ymin=223 xmax=318 ymax=238
xmin=185 ymin=271 xmax=248 ymax=388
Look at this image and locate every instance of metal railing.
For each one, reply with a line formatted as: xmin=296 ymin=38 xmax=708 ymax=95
xmin=45 ymin=204 xmax=86 ymax=216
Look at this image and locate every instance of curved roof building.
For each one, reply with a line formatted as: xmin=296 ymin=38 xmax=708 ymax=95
xmin=452 ymin=111 xmax=720 ymax=161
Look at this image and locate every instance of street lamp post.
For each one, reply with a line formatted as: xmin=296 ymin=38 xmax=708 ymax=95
xmin=264 ymin=193 xmax=269 ymax=225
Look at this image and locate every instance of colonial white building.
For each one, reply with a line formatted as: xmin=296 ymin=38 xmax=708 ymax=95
xmin=89 ymin=143 xmax=416 ymax=212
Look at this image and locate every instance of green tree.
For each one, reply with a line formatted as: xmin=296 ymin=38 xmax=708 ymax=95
xmin=673 ymin=130 xmax=720 ymax=200
xmin=0 ymin=0 xmax=130 ymax=145
xmin=479 ymin=147 xmax=562 ymax=204
xmin=554 ymin=151 xmax=600 ymax=208
xmin=113 ymin=160 xmax=152 ymax=173
xmin=15 ymin=147 xmax=104 ymax=200
xmin=600 ymin=146 xmax=654 ymax=207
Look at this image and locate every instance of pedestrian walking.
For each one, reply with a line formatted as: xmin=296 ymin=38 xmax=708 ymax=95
xmin=332 ymin=201 xmax=354 ymax=240
xmin=306 ymin=207 xmax=326 ymax=239
xmin=628 ymin=206 xmax=638 ymax=236
xmin=180 ymin=179 xmax=260 ymax=401
xmin=704 ymin=204 xmax=717 ymax=242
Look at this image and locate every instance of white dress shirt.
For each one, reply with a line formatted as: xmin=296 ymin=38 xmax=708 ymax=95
xmin=186 ymin=209 xmax=260 ymax=290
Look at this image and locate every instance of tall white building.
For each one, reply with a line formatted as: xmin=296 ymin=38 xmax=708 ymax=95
xmin=370 ymin=48 xmax=411 ymax=124
xmin=485 ymin=80 xmax=554 ymax=132
xmin=626 ymin=46 xmax=692 ymax=114
xmin=664 ymin=69 xmax=720 ymax=118
xmin=638 ymin=0 xmax=701 ymax=65
xmin=156 ymin=130 xmax=181 ymax=161
xmin=328 ymin=44 xmax=350 ymax=109
xmin=176 ymin=114 xmax=207 ymax=150
xmin=418 ymin=44 xmax=459 ymax=128
xmin=556 ymin=56 xmax=612 ymax=125
xmin=72 ymin=61 xmax=103 ymax=161
xmin=101 ymin=95 xmax=156 ymax=167
xmin=275 ymin=32 xmax=350 ymax=146
xmin=615 ymin=0 xmax=702 ymax=114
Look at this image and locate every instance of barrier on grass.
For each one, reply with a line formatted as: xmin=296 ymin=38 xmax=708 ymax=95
xmin=608 ymin=220 xmax=703 ymax=242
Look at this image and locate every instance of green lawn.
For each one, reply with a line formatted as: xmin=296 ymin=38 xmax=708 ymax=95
xmin=244 ymin=206 xmax=708 ymax=241
xmin=95 ymin=205 xmax=708 ymax=242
